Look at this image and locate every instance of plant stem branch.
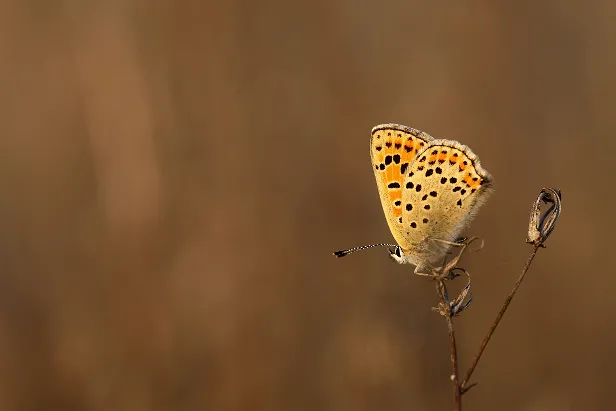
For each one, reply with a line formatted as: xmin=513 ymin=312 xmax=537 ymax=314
xmin=436 ymin=279 xmax=462 ymax=411
xmin=460 ymin=244 xmax=541 ymax=392
xmin=446 ymin=314 xmax=462 ymax=410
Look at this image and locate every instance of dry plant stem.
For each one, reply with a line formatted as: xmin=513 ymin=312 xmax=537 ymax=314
xmin=446 ymin=313 xmax=462 ymax=410
xmin=460 ymin=244 xmax=541 ymax=393
xmin=436 ymin=280 xmax=462 ymax=411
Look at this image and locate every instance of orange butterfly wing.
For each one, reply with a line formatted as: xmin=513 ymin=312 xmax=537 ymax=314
xmin=370 ymin=124 xmax=434 ymax=246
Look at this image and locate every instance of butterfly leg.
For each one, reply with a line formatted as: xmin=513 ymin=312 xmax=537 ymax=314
xmin=432 ymin=236 xmax=484 ymax=278
xmin=432 ymin=238 xmax=467 ymax=248
xmin=413 ymin=263 xmax=437 ymax=277
xmin=433 ymin=236 xmax=484 ymax=251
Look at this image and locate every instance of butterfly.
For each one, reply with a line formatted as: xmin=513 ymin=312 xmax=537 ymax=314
xmin=333 ymin=124 xmax=493 ymax=274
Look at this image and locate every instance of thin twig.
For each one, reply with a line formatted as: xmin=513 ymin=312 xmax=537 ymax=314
xmin=435 ymin=279 xmax=462 ymax=411
xmin=446 ymin=311 xmax=462 ymax=410
xmin=460 ymin=244 xmax=541 ymax=392
xmin=431 ymin=239 xmax=475 ymax=410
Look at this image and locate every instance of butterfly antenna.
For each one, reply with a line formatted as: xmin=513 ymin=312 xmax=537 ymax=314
xmin=332 ymin=243 xmax=398 ymax=258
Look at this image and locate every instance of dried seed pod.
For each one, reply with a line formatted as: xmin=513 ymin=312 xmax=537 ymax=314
xmin=527 ymin=188 xmax=561 ymax=247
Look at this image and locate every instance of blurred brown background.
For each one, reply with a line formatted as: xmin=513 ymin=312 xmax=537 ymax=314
xmin=0 ymin=1 xmax=612 ymax=410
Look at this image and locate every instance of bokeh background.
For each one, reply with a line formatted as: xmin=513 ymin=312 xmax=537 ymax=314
xmin=0 ymin=1 xmax=612 ymax=410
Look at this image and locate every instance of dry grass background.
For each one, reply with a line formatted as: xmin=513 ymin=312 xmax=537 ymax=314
xmin=0 ymin=1 xmax=613 ymax=410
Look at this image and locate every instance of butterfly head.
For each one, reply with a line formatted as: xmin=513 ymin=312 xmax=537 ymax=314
xmin=388 ymin=245 xmax=410 ymax=264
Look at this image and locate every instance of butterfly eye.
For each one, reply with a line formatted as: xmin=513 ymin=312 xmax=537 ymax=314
xmin=395 ymin=246 xmax=402 ymax=257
